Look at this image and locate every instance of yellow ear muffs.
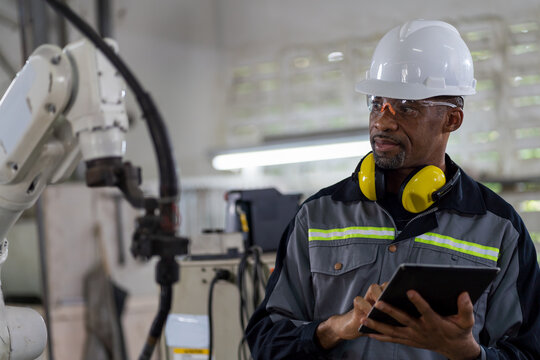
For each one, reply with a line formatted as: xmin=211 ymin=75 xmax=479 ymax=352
xmin=400 ymin=165 xmax=446 ymax=213
xmin=359 ymin=153 xmax=377 ymax=201
xmin=358 ymin=152 xmax=386 ymax=201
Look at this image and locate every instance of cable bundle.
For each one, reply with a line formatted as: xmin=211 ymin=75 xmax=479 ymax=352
xmin=237 ymin=246 xmax=270 ymax=360
xmin=207 ymin=246 xmax=270 ymax=360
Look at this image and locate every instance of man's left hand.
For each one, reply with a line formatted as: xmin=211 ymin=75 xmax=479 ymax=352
xmin=360 ymin=291 xmax=481 ymax=360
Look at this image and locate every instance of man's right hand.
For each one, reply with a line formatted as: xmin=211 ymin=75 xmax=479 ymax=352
xmin=315 ymin=283 xmax=387 ymax=350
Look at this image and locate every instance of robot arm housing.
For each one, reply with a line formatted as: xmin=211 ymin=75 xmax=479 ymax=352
xmin=0 ymin=38 xmax=128 ymax=359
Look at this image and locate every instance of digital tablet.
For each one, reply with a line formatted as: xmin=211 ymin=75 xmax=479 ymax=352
xmin=358 ymin=264 xmax=500 ymax=334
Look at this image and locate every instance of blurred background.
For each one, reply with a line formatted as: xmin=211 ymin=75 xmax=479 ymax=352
xmin=0 ymin=0 xmax=539 ymax=359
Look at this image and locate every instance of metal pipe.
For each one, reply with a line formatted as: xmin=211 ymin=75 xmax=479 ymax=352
xmin=96 ymin=0 xmax=112 ymax=38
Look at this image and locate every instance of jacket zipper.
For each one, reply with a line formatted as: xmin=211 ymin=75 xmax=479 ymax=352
xmin=376 ymin=203 xmax=439 ymax=240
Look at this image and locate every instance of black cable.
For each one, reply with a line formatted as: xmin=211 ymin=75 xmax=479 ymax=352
xmin=208 ymin=277 xmax=219 ymax=360
xmin=208 ymin=269 xmax=234 ymax=360
xmin=43 ymin=2 xmax=182 ymax=359
xmin=237 ymin=251 xmax=251 ymax=360
xmin=138 ymin=284 xmax=172 ymax=360
xmin=236 ymin=247 xmax=270 ymax=360
xmin=237 ymin=334 xmax=250 ymax=360
xmin=236 ymin=252 xmax=251 ymax=360
xmin=237 ymin=251 xmax=250 ymax=331
xmin=251 ymin=247 xmax=264 ymax=309
xmin=44 ymin=0 xmax=178 ymax=202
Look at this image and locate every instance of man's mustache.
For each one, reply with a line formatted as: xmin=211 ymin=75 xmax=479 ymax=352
xmin=370 ymin=134 xmax=403 ymax=146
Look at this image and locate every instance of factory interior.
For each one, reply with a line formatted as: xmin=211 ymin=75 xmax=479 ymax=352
xmin=0 ymin=0 xmax=539 ymax=359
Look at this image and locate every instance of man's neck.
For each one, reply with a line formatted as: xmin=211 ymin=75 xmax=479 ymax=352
xmin=385 ymin=162 xmax=447 ymax=194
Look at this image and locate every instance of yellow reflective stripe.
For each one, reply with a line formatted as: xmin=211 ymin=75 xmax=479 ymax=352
xmin=173 ymin=348 xmax=209 ymax=354
xmin=309 ymin=226 xmax=394 ymax=241
xmin=311 ymin=226 xmax=395 ymax=233
xmin=415 ymin=232 xmax=499 ymax=262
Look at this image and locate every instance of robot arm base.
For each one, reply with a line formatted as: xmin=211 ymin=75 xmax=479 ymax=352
xmin=6 ymin=306 xmax=47 ymax=360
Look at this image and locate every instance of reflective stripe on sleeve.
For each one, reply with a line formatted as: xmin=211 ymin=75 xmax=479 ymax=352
xmin=309 ymin=226 xmax=395 ymax=241
xmin=415 ymin=232 xmax=499 ymax=262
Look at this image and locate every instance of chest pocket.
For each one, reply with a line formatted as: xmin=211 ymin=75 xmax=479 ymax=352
xmin=309 ymin=240 xmax=383 ymax=319
xmin=310 ymin=240 xmax=379 ymax=274
xmin=308 ymin=225 xmax=394 ymax=274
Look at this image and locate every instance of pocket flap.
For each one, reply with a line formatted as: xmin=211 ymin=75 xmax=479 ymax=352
xmin=309 ymin=242 xmax=378 ymax=275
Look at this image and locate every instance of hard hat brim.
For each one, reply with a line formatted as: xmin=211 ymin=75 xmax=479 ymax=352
xmin=356 ymin=79 xmax=476 ymax=100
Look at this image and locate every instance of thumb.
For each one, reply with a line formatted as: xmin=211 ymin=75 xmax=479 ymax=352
xmin=456 ymin=292 xmax=475 ymax=329
xmin=354 ymin=296 xmax=372 ymax=315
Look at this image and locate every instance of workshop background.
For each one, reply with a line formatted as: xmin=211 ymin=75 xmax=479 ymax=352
xmin=0 ymin=0 xmax=539 ymax=359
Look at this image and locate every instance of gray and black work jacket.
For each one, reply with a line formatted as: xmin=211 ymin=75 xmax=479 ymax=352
xmin=246 ymin=159 xmax=540 ymax=359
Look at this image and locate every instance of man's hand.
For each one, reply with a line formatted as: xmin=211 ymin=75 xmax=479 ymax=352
xmin=315 ymin=283 xmax=387 ymax=349
xmin=361 ymin=291 xmax=481 ymax=360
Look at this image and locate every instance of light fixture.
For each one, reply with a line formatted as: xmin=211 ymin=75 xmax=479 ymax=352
xmin=212 ymin=136 xmax=371 ymax=170
xmin=328 ymin=51 xmax=344 ymax=62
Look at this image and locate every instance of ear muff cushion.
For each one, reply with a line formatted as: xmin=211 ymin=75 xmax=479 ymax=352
xmin=359 ymin=153 xmax=377 ymax=201
xmin=400 ymin=165 xmax=446 ymax=213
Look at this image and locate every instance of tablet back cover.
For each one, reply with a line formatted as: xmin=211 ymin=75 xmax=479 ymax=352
xmin=359 ymin=264 xmax=500 ymax=334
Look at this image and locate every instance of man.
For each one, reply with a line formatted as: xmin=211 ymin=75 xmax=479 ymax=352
xmin=245 ymin=20 xmax=540 ymax=360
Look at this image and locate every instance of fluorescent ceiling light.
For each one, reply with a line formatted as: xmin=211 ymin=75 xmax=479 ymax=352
xmin=212 ymin=139 xmax=371 ymax=170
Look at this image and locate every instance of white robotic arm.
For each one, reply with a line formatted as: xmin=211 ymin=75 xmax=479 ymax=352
xmin=0 ymin=38 xmax=128 ymax=359
xmin=0 ymin=37 xmax=128 ymax=238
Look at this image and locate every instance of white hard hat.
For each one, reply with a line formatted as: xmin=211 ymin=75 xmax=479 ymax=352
xmin=356 ymin=20 xmax=476 ymax=100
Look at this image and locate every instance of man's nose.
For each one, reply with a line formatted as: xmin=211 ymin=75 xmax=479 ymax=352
xmin=372 ymin=106 xmax=398 ymax=131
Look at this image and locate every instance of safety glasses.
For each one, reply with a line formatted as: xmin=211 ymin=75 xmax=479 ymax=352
xmin=367 ymin=95 xmax=458 ymax=119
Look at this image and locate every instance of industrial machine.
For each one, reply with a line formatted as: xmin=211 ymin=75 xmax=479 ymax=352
xmin=0 ymin=1 xmax=187 ymax=359
xmin=224 ymin=188 xmax=301 ymax=252
xmin=162 ymin=188 xmax=299 ymax=359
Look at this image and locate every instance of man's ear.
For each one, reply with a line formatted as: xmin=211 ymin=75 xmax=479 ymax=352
xmin=444 ymin=108 xmax=463 ymax=133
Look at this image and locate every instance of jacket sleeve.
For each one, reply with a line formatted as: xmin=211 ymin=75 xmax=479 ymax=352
xmin=246 ymin=212 xmax=329 ymax=359
xmin=481 ymin=218 xmax=540 ymax=360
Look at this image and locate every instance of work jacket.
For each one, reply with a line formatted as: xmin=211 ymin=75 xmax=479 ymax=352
xmin=246 ymin=159 xmax=540 ymax=359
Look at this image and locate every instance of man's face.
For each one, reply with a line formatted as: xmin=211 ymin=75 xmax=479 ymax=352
xmin=368 ymin=97 xmax=451 ymax=170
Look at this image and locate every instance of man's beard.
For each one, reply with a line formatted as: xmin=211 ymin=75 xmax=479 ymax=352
xmin=373 ymin=149 xmax=406 ymax=169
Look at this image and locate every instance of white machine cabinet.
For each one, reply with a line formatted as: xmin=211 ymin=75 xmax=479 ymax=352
xmin=163 ymin=254 xmax=275 ymax=360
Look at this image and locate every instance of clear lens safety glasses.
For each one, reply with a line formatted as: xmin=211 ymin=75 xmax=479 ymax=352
xmin=366 ymin=95 xmax=458 ymax=119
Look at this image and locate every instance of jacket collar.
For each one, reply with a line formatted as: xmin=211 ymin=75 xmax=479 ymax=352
xmin=331 ymin=154 xmax=487 ymax=215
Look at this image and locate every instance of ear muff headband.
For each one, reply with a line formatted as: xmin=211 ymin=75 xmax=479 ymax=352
xmin=358 ymin=152 xmax=457 ymax=213
xmin=400 ymin=165 xmax=446 ymax=213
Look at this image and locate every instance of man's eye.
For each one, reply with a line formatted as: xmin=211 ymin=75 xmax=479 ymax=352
xmin=399 ymin=106 xmax=418 ymax=116
xmin=371 ymin=103 xmax=382 ymax=111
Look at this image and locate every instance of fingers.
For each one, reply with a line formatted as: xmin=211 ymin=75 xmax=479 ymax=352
xmin=354 ymin=296 xmax=373 ymax=314
xmin=373 ymin=301 xmax=416 ymax=328
xmin=406 ymin=290 xmax=438 ymax=321
xmin=365 ymin=283 xmax=385 ymax=305
xmin=367 ymin=333 xmax=418 ymax=348
xmin=360 ymin=314 xmax=410 ymax=341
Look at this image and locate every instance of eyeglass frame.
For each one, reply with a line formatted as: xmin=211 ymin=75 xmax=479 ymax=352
xmin=366 ymin=95 xmax=459 ymax=118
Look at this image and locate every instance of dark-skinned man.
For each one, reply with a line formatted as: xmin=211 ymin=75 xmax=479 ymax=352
xmin=246 ymin=19 xmax=540 ymax=360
